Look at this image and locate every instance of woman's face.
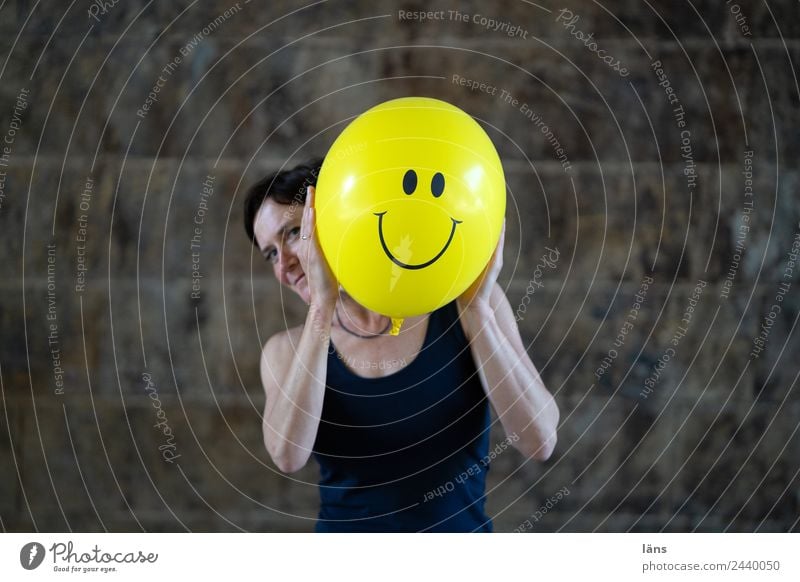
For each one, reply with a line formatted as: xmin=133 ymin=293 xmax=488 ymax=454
xmin=253 ymin=198 xmax=310 ymax=304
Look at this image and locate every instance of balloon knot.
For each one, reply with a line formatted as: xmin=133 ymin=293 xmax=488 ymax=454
xmin=390 ymin=318 xmax=403 ymax=336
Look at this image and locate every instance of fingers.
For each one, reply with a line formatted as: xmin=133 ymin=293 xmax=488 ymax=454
xmin=301 ymin=185 xmax=317 ymax=240
xmin=496 ymin=221 xmax=505 ymax=266
xmin=490 ymin=219 xmax=505 ymax=270
xmin=497 ymin=220 xmax=506 ymax=250
xmin=306 ymin=206 xmax=317 ymax=241
xmin=300 ymin=203 xmax=310 ymax=240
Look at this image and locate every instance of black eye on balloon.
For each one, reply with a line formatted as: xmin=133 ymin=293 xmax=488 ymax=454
xmin=403 ymin=169 xmax=417 ymax=195
xmin=431 ymin=172 xmax=445 ymax=197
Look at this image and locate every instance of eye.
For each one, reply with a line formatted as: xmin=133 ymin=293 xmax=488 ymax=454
xmin=287 ymin=226 xmax=301 ymax=240
xmin=402 ymin=169 xmax=417 ymax=195
xmin=431 ymin=172 xmax=445 ymax=197
xmin=264 ymin=249 xmax=277 ymax=264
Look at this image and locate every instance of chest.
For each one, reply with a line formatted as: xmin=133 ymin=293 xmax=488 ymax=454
xmin=318 ymin=321 xmax=487 ymax=458
xmin=328 ymin=316 xmax=429 ymax=379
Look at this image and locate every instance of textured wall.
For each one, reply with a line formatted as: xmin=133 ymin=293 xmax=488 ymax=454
xmin=1 ymin=0 xmax=798 ymax=532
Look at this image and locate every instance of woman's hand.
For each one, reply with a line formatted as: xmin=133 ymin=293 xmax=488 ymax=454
xmin=298 ymin=185 xmax=338 ymax=309
xmin=457 ymin=220 xmax=505 ymax=312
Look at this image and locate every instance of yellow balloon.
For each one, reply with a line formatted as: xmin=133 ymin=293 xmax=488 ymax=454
xmin=316 ymin=97 xmax=506 ymax=319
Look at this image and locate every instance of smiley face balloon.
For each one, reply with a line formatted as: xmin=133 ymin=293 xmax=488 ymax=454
xmin=315 ymin=97 xmax=506 ymax=319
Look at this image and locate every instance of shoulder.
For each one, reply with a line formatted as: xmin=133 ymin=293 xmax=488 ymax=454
xmin=262 ymin=325 xmax=304 ymax=360
xmin=260 ymin=325 xmax=305 ymax=385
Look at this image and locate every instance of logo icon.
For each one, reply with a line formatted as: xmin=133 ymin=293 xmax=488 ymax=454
xmin=20 ymin=542 xmax=45 ymax=570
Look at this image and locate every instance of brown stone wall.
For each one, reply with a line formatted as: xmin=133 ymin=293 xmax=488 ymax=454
xmin=1 ymin=0 xmax=798 ymax=532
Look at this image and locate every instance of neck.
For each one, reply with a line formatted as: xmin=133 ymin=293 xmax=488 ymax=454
xmin=336 ymin=293 xmax=388 ymax=336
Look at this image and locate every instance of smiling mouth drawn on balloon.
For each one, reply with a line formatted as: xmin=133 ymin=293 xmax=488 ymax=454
xmin=373 ymin=211 xmax=462 ymax=270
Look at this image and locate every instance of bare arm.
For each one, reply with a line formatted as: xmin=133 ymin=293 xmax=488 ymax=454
xmin=261 ymin=304 xmax=334 ymax=473
xmin=457 ymin=224 xmax=559 ymax=460
xmin=458 ymin=283 xmax=559 ymax=460
xmin=261 ymin=185 xmax=338 ymax=473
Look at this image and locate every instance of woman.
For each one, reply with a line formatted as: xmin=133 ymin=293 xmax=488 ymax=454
xmin=244 ymin=159 xmax=559 ymax=532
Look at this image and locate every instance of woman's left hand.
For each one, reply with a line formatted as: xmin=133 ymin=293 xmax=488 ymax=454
xmin=457 ymin=220 xmax=505 ymax=312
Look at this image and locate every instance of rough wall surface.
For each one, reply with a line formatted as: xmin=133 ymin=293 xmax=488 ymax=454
xmin=1 ymin=0 xmax=798 ymax=532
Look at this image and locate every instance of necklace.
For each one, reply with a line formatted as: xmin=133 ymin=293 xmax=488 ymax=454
xmin=335 ymin=308 xmax=391 ymax=339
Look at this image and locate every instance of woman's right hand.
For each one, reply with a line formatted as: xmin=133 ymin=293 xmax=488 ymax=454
xmin=298 ymin=185 xmax=338 ymax=310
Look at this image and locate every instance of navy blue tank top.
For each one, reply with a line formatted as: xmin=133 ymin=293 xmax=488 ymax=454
xmin=312 ymin=300 xmax=492 ymax=532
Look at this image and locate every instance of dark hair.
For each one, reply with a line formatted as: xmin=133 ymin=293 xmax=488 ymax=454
xmin=243 ymin=158 xmax=323 ymax=245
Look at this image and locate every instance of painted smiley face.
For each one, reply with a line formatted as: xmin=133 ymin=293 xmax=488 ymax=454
xmin=315 ymin=97 xmax=506 ymax=318
xmin=375 ymin=169 xmax=463 ymax=270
